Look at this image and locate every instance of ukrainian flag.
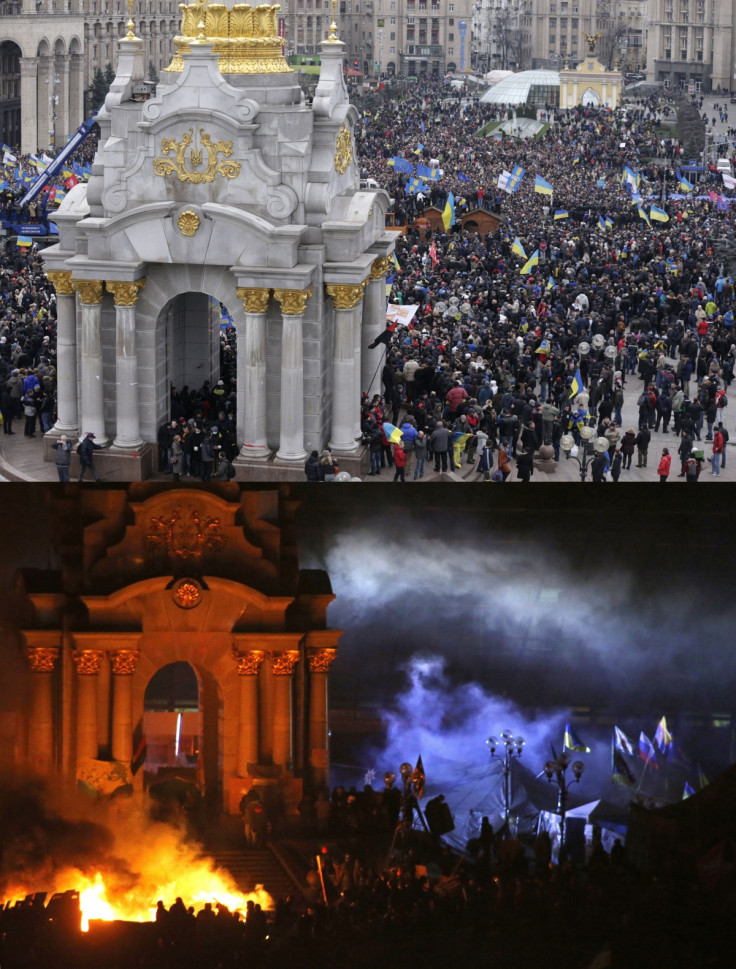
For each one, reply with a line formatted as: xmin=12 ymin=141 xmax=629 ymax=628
xmin=509 ymin=164 xmax=525 ymax=191
xmin=598 ymin=215 xmax=607 ymax=230
xmin=511 ymin=236 xmax=527 ymax=259
xmin=604 ymin=215 xmax=613 ymax=230
xmin=570 ymin=367 xmax=584 ymax=397
xmin=546 ymin=275 xmax=555 ymax=291
xmin=596 ymin=177 xmax=606 ymax=188
xmin=650 ymin=205 xmax=669 ymax=222
xmin=16 ymin=235 xmax=33 ymax=247
xmin=678 ymin=175 xmax=694 ymax=192
xmin=520 ymin=249 xmax=540 ymax=274
xmin=572 ymin=154 xmax=580 ymax=166
xmin=563 ymin=722 xmax=591 ymax=753
xmin=554 ymin=209 xmax=569 ymax=220
xmin=638 ymin=205 xmax=651 ymax=226
xmin=442 ymin=191 xmax=455 ymax=230
xmin=534 ymin=174 xmax=554 ymax=195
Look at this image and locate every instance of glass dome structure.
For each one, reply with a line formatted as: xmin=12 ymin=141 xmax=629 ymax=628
xmin=480 ymin=70 xmax=560 ymax=106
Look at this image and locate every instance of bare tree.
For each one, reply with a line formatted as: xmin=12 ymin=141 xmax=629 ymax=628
xmin=493 ymin=4 xmax=522 ymax=71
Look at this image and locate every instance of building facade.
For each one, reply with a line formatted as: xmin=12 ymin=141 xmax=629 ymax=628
xmin=471 ymin=0 xmax=646 ymax=76
xmin=280 ymin=0 xmax=475 ymax=77
xmin=647 ymin=0 xmax=734 ymax=92
xmin=7 ymin=486 xmax=341 ymax=814
xmin=0 ymin=0 xmax=180 ymax=152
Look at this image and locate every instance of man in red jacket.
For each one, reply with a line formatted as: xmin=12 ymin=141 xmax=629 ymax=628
xmin=393 ymin=443 xmax=407 ymax=482
xmin=711 ymin=426 xmax=724 ymax=476
xmin=657 ymin=447 xmax=671 ymax=483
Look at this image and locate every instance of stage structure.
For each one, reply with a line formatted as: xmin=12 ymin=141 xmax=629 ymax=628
xmin=11 ymin=486 xmax=341 ymax=816
xmin=42 ymin=1 xmax=395 ymax=480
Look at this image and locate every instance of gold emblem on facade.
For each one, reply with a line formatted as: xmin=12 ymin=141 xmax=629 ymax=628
xmin=234 ymin=650 xmax=265 ymax=675
xmin=177 ymin=209 xmax=201 ymax=236
xmin=334 ymin=124 xmax=352 ymax=174
xmin=326 ymin=283 xmax=364 ymax=310
xmin=173 ymin=579 xmax=202 ymax=608
xmin=153 ymin=129 xmax=241 ymax=184
xmin=147 ymin=507 xmax=226 ymax=561
xmin=273 ymin=288 xmax=312 ymax=317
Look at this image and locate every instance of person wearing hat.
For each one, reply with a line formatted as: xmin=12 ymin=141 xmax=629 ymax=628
xmin=304 ymin=449 xmax=322 ymax=482
xmin=51 ymin=434 xmax=74 ymax=482
xmin=78 ymin=432 xmax=103 ymax=482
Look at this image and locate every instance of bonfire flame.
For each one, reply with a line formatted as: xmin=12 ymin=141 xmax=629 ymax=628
xmin=2 ymin=823 xmax=273 ymax=932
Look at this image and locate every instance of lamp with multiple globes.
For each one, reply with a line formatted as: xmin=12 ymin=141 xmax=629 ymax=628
xmin=486 ymin=729 xmax=525 ymax=838
xmin=560 ymin=415 xmax=610 ymax=482
xmin=543 ymin=752 xmax=585 ymax=852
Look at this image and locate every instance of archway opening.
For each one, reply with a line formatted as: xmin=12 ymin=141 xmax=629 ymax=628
xmin=144 ymin=661 xmax=202 ymax=823
xmin=159 ymin=292 xmax=237 ymax=423
xmin=0 ymin=41 xmax=21 ymax=148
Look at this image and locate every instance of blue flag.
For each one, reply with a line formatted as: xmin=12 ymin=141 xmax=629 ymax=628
xmin=389 ymin=156 xmax=415 ymax=174
xmin=417 ymin=163 xmax=440 ymax=181
xmin=457 ymin=171 xmax=471 ymax=182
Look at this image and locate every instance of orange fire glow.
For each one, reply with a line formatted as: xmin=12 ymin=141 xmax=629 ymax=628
xmin=3 ymin=823 xmax=273 ymax=932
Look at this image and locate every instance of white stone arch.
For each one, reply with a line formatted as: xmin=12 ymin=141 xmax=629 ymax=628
xmin=581 ymin=86 xmax=600 ymax=106
xmin=53 ymin=36 xmax=67 ymax=57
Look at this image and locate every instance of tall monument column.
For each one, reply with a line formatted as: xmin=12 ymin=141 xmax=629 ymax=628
xmin=19 ymin=57 xmax=38 ymax=155
xmin=71 ymin=649 xmax=104 ymax=762
xmin=107 ymin=279 xmax=146 ymax=450
xmin=327 ymin=283 xmax=364 ymax=453
xmin=72 ymin=280 xmax=107 ymax=443
xmin=25 ymin=647 xmax=59 ymax=774
xmin=110 ymin=649 xmax=140 ymax=764
xmin=46 ymin=271 xmax=79 ymax=436
xmin=234 ymin=651 xmax=264 ymax=776
xmin=273 ymin=289 xmax=311 ymax=462
xmin=307 ymin=649 xmax=337 ymax=788
xmin=363 ymin=257 xmax=391 ymax=399
xmin=235 ymin=288 xmax=271 ymax=460
xmin=270 ymin=650 xmax=300 ymax=771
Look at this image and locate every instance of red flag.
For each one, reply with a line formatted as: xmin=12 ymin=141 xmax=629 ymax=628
xmin=429 ymin=242 xmax=438 ymax=267
xmin=65 ymin=174 xmax=78 ymax=189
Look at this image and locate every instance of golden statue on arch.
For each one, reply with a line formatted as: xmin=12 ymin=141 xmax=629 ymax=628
xmin=582 ymin=31 xmax=602 ymax=55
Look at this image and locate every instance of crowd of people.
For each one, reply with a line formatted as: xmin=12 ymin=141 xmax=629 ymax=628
xmin=351 ymin=81 xmax=736 ymax=481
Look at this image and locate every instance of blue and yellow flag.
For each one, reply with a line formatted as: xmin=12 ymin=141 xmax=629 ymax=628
xmin=650 ymin=205 xmax=669 ymax=222
xmin=16 ymin=235 xmax=33 ymax=247
xmin=564 ymin=722 xmax=591 ymax=753
xmin=596 ymin=177 xmax=606 ymax=188
xmin=638 ymin=205 xmax=651 ymax=226
xmin=511 ymin=236 xmax=526 ymax=258
xmin=442 ymin=192 xmax=455 ymax=230
xmin=417 ymin=163 xmax=440 ymax=181
xmin=554 ymin=209 xmax=569 ymax=220
xmin=388 ymin=156 xmax=414 ymax=174
xmin=570 ymin=367 xmax=584 ymax=397
xmin=534 ymin=174 xmax=554 ymax=195
xmin=520 ymin=249 xmax=540 ymax=274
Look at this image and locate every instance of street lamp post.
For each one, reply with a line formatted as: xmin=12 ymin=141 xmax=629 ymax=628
xmin=486 ymin=729 xmax=525 ymax=837
xmin=46 ymin=71 xmax=59 ymax=149
xmin=543 ymin=752 xmax=584 ymax=855
xmin=560 ymin=416 xmax=610 ymax=482
xmin=385 ymin=759 xmax=427 ymax=850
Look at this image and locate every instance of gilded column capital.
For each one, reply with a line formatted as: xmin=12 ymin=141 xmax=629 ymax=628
xmin=234 ymin=650 xmax=265 ymax=675
xmin=72 ymin=279 xmax=104 ymax=305
xmin=106 ymin=279 xmax=146 ymax=307
xmin=71 ymin=649 xmax=105 ymax=675
xmin=326 ymin=283 xmax=365 ymax=310
xmin=270 ymin=650 xmax=300 ymax=676
xmin=25 ymin=646 xmax=59 ymax=673
xmin=237 ymin=287 xmax=271 ymax=314
xmin=370 ymin=256 xmax=392 ymax=280
xmin=47 ymin=270 xmax=75 ymax=295
xmin=109 ymin=649 xmax=140 ymax=675
xmin=307 ymin=649 xmax=337 ymax=674
xmin=273 ymin=288 xmax=312 ymax=317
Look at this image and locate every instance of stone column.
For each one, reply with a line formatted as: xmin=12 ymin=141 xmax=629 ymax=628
xmin=20 ymin=57 xmax=38 ymax=155
xmin=72 ymin=280 xmax=107 ymax=443
xmin=269 ymin=650 xmax=300 ymax=772
xmin=307 ymin=649 xmax=337 ymax=788
xmin=363 ymin=257 xmax=391 ymax=400
xmin=353 ymin=280 xmax=368 ymax=441
xmin=273 ymin=289 xmax=311 ymax=462
xmin=326 ymin=283 xmax=364 ymax=453
xmin=25 ymin=647 xmax=59 ymax=774
xmin=71 ymin=649 xmax=104 ymax=762
xmin=106 ymin=279 xmax=146 ymax=450
xmin=46 ymin=271 xmax=79 ymax=436
xmin=235 ymin=287 xmax=271 ymax=459
xmin=234 ymin=651 xmax=264 ymax=776
xmin=110 ymin=649 xmax=139 ymax=764
xmin=68 ymin=52 xmax=84 ymax=132
xmin=54 ymin=54 xmax=69 ymax=148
